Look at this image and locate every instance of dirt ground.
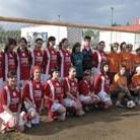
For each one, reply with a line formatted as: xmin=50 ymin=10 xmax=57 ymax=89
xmin=1 ymin=107 xmax=140 ymax=140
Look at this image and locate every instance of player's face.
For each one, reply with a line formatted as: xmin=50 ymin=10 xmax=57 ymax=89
xmin=49 ymin=41 xmax=55 ymax=47
xmin=75 ymin=46 xmax=80 ymax=52
xmin=113 ymin=46 xmax=118 ymax=52
xmin=20 ymin=40 xmax=27 ymax=50
xmin=137 ymin=49 xmax=140 ymax=55
xmin=98 ymin=43 xmax=105 ymax=51
xmin=10 ymin=44 xmax=16 ymax=51
xmin=36 ymin=40 xmax=43 ymax=49
xmin=8 ymin=76 xmax=17 ymax=87
xmin=120 ymin=67 xmax=126 ymax=75
xmin=63 ymin=40 xmax=69 ymax=48
xmin=84 ymin=39 xmax=90 ymax=47
xmin=69 ymin=68 xmax=76 ymax=78
xmin=33 ymin=69 xmax=41 ymax=81
xmin=52 ymin=71 xmax=59 ymax=79
xmin=103 ymin=65 xmax=109 ymax=72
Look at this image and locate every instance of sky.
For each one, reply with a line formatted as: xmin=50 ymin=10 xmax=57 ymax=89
xmin=0 ymin=0 xmax=139 ymax=26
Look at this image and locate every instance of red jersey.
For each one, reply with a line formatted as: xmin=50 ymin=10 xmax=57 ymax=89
xmin=31 ymin=49 xmax=45 ymax=73
xmin=4 ymin=51 xmax=17 ymax=81
xmin=58 ymin=49 xmax=71 ymax=78
xmin=0 ymin=51 xmax=4 ymax=78
xmin=63 ymin=77 xmax=78 ymax=97
xmin=17 ymin=50 xmax=32 ymax=80
xmin=78 ymin=80 xmax=92 ymax=96
xmin=93 ymin=73 xmax=110 ymax=94
xmin=93 ymin=50 xmax=108 ymax=70
xmin=0 ymin=86 xmax=21 ymax=113
xmin=44 ymin=79 xmax=64 ymax=108
xmin=22 ymin=80 xmax=44 ymax=111
xmin=45 ymin=48 xmax=58 ymax=75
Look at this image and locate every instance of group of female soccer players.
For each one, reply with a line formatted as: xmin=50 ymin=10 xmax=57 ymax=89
xmin=0 ymin=35 xmax=140 ymax=133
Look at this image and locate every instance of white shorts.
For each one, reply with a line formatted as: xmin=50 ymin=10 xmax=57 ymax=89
xmin=98 ymin=91 xmax=111 ymax=102
xmin=79 ymin=95 xmax=92 ymax=104
xmin=63 ymin=98 xmax=76 ymax=108
xmin=51 ymin=102 xmax=62 ymax=112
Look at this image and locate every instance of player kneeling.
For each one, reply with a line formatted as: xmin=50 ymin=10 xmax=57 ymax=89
xmin=44 ymin=68 xmax=66 ymax=122
xmin=78 ymin=70 xmax=100 ymax=108
xmin=63 ymin=67 xmax=85 ymax=116
xmin=93 ymin=62 xmax=112 ymax=109
xmin=22 ymin=66 xmax=44 ymax=127
xmin=0 ymin=71 xmax=27 ymax=133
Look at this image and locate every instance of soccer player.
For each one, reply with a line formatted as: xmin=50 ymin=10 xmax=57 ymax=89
xmin=31 ymin=38 xmax=45 ymax=74
xmin=92 ymin=41 xmax=108 ymax=73
xmin=4 ymin=38 xmax=17 ymax=81
xmin=78 ymin=70 xmax=100 ymax=106
xmin=22 ymin=66 xmax=44 ymax=126
xmin=93 ymin=62 xmax=112 ymax=109
xmin=0 ymin=48 xmax=4 ymax=93
xmin=44 ymin=67 xmax=66 ymax=122
xmin=110 ymin=65 xmax=131 ymax=108
xmin=44 ymin=36 xmax=58 ymax=77
xmin=130 ymin=66 xmax=140 ymax=104
xmin=16 ymin=37 xmax=32 ymax=88
xmin=58 ymin=38 xmax=71 ymax=79
xmin=0 ymin=71 xmax=27 ymax=133
xmin=107 ymin=42 xmax=120 ymax=83
xmin=63 ymin=67 xmax=85 ymax=116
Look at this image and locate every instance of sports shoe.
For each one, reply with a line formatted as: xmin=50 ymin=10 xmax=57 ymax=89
xmin=116 ymin=101 xmax=124 ymax=108
xmin=25 ymin=121 xmax=32 ymax=128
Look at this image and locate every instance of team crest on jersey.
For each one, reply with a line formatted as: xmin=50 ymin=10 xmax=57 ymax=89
xmin=56 ymin=82 xmax=59 ymax=86
xmin=37 ymin=53 xmax=41 ymax=56
xmin=51 ymin=50 xmax=54 ymax=54
xmin=36 ymin=84 xmax=40 ymax=89
xmin=9 ymin=54 xmax=13 ymax=57
xmin=72 ymin=82 xmax=74 ymax=86
xmin=13 ymin=92 xmax=17 ymax=97
xmin=22 ymin=53 xmax=25 ymax=56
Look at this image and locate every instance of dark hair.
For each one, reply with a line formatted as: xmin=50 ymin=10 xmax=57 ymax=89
xmin=120 ymin=42 xmax=126 ymax=51
xmin=101 ymin=61 xmax=109 ymax=74
xmin=111 ymin=42 xmax=119 ymax=52
xmin=59 ymin=38 xmax=68 ymax=49
xmin=83 ymin=69 xmax=92 ymax=77
xmin=4 ymin=38 xmax=17 ymax=53
xmin=35 ymin=38 xmax=43 ymax=43
xmin=47 ymin=36 xmax=56 ymax=48
xmin=7 ymin=71 xmax=17 ymax=78
xmin=69 ymin=66 xmax=76 ymax=72
xmin=119 ymin=64 xmax=126 ymax=70
xmin=98 ymin=41 xmax=105 ymax=45
xmin=17 ymin=37 xmax=28 ymax=53
xmin=72 ymin=42 xmax=81 ymax=53
xmin=84 ymin=36 xmax=91 ymax=41
xmin=51 ymin=67 xmax=60 ymax=75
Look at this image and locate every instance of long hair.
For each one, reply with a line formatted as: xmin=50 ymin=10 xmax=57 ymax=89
xmin=17 ymin=37 xmax=28 ymax=54
xmin=58 ymin=38 xmax=68 ymax=50
xmin=72 ymin=42 xmax=81 ymax=53
xmin=46 ymin=36 xmax=55 ymax=48
xmin=4 ymin=38 xmax=17 ymax=53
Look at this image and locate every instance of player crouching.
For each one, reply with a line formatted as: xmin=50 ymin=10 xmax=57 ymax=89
xmin=44 ymin=68 xmax=66 ymax=122
xmin=78 ymin=70 xmax=100 ymax=110
xmin=0 ymin=71 xmax=27 ymax=133
xmin=63 ymin=67 xmax=85 ymax=116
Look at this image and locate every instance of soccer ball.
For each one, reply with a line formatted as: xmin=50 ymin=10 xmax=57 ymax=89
xmin=127 ymin=100 xmax=136 ymax=109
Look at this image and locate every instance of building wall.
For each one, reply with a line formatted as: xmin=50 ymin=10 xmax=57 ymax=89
xmin=99 ymin=31 xmax=136 ymax=52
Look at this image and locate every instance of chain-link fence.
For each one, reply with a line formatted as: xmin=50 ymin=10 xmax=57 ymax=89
xmin=0 ymin=16 xmax=140 ymax=51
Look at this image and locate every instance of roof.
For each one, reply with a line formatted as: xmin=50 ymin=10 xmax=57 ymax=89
xmin=109 ymin=24 xmax=140 ymax=32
